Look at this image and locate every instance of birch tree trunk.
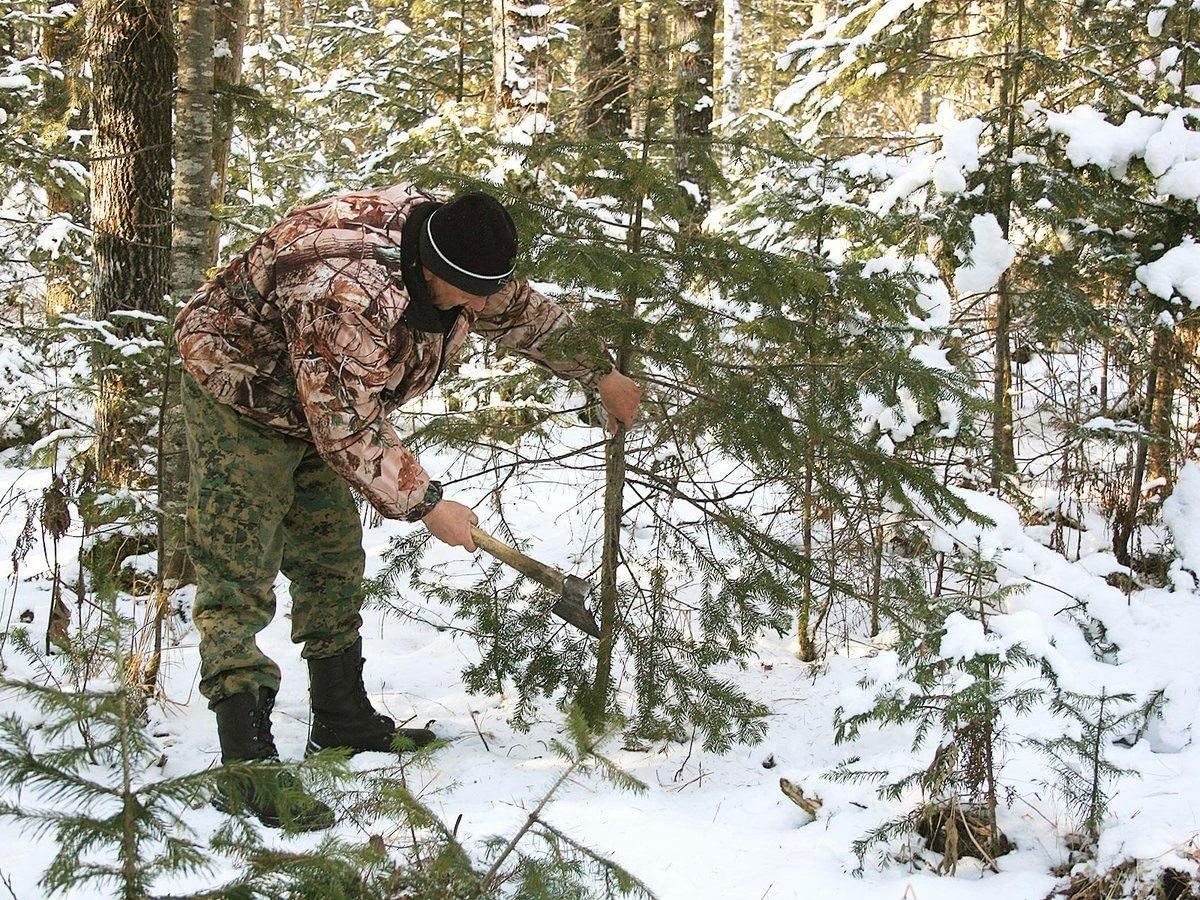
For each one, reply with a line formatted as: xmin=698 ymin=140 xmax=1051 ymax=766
xmin=672 ymin=0 xmax=715 ymax=230
xmin=161 ymin=0 xmax=216 ymax=587
xmin=87 ymin=0 xmax=174 ymax=488
xmin=721 ymin=0 xmax=742 ymax=119
xmin=210 ymin=0 xmax=250 ymax=263
xmin=173 ymin=0 xmax=214 ymax=293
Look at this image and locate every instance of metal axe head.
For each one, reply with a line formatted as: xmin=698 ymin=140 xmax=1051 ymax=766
xmin=552 ymin=575 xmax=600 ymax=639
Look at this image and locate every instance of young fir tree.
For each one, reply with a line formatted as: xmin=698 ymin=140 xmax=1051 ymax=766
xmin=1032 ymin=688 xmax=1150 ymax=848
xmin=1 ymin=584 xmax=651 ymax=897
xmin=716 ymin=117 xmax=985 ymax=659
xmin=1035 ymin=0 xmax=1200 ymax=570
xmin=830 ymin=544 xmax=1042 ymax=874
xmin=773 ymin=0 xmax=1097 ymax=496
xmin=0 ymin=594 xmax=242 ymax=898
xmin=361 ymin=31 xmax=974 ymax=751
xmin=774 ymin=0 xmax=1200 ymax=569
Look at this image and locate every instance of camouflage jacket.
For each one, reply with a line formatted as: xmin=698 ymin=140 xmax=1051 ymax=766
xmin=175 ymin=182 xmax=608 ymax=520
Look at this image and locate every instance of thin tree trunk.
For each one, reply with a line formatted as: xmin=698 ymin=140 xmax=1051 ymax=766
xmin=1114 ymin=325 xmax=1170 ymax=566
xmin=39 ymin=1 xmax=85 ymax=319
xmin=586 ymin=102 xmax=652 ymax=726
xmin=172 ymin=0 xmax=214 ymax=287
xmin=672 ymin=0 xmax=715 ymax=230
xmin=578 ymin=0 xmax=629 ymax=138
xmin=992 ymin=273 xmax=1016 ymax=487
xmin=1147 ymin=340 xmax=1177 ymax=495
xmin=721 ymin=0 xmax=742 ymax=119
xmin=491 ymin=0 xmax=508 ymax=113
xmin=160 ymin=0 xmax=216 ymax=592
xmin=990 ymin=0 xmax=1023 ymax=489
xmin=491 ymin=0 xmax=550 ymax=134
xmin=456 ymin=0 xmax=467 ymax=102
xmin=210 ymin=0 xmax=250 ymax=263
xmin=869 ymin=515 xmax=883 ymax=637
xmin=87 ymin=0 xmax=174 ymax=489
xmin=1099 ymin=342 xmax=1109 ymax=413
xmin=798 ymin=456 xmax=815 ymax=661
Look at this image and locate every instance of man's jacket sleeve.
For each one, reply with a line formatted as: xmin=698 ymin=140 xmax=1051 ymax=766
xmin=277 ymin=259 xmax=431 ymax=520
xmin=470 ymin=281 xmax=613 ymax=389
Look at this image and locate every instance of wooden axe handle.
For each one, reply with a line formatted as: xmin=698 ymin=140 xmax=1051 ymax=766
xmin=469 ymin=526 xmax=564 ymax=594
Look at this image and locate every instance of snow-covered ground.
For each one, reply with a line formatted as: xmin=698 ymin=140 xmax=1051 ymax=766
xmin=2 ymin=448 xmax=1199 ymax=899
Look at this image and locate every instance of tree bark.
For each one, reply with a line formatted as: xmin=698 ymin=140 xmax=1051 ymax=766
xmin=721 ymin=0 xmax=742 ymax=119
xmin=585 ymin=100 xmax=652 ymax=726
xmin=161 ymin=0 xmax=216 ymax=588
xmin=39 ymin=1 xmax=86 ymax=319
xmin=210 ymin=0 xmax=250 ymax=264
xmin=991 ymin=273 xmax=1016 ymax=487
xmin=577 ymin=0 xmax=629 ymax=138
xmin=491 ymin=0 xmax=551 ymax=135
xmin=87 ymin=0 xmax=174 ymax=488
xmin=798 ymin=453 xmax=815 ymax=661
xmin=990 ymin=0 xmax=1023 ymax=490
xmin=672 ymin=0 xmax=715 ymax=229
xmin=1114 ymin=325 xmax=1171 ymax=566
xmin=172 ymin=0 xmax=214 ymax=294
xmin=1147 ymin=332 xmax=1179 ymax=495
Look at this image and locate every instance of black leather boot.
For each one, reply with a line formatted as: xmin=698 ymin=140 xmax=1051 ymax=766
xmin=213 ymin=688 xmax=334 ymax=831
xmin=308 ymin=638 xmax=436 ymax=756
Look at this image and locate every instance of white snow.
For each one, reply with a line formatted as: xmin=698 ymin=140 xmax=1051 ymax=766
xmin=1164 ymin=462 xmax=1200 ymax=573
xmin=1045 ymin=107 xmax=1165 ymax=179
xmin=678 ymin=180 xmax=703 ymax=205
xmin=856 ymin=108 xmax=984 ymax=214
xmin=3 ymin=436 xmax=1200 ymax=897
xmin=1148 ymin=7 xmax=1169 ymax=37
xmin=498 ymin=111 xmax=554 ymax=146
xmin=1082 ymin=416 xmax=1142 ymax=434
xmin=1047 ymin=106 xmax=1200 ymax=207
xmin=936 ymin=397 xmax=961 ymax=438
xmin=909 ymin=341 xmax=953 ymax=371
xmin=858 ymin=386 xmax=924 ymax=453
xmin=1136 ymin=236 xmax=1200 ymax=307
xmin=953 ymin=213 xmax=1015 ymax=297
xmin=931 ymin=106 xmax=983 ymax=195
xmin=34 ymin=215 xmax=73 ymax=259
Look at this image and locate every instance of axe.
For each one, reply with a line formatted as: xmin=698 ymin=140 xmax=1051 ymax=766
xmin=468 ymin=526 xmax=600 ymax=638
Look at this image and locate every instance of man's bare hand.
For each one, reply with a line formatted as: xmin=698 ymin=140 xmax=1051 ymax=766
xmin=597 ymin=368 xmax=642 ymax=431
xmin=422 ymin=500 xmax=479 ymax=552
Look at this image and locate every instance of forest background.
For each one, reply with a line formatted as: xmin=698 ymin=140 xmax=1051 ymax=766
xmin=1 ymin=0 xmax=1200 ymax=897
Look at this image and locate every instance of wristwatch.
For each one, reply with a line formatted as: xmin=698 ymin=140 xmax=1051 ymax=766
xmin=405 ymin=480 xmax=444 ymax=522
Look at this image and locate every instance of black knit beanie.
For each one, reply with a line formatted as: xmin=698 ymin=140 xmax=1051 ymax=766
xmin=419 ymin=191 xmax=518 ymax=296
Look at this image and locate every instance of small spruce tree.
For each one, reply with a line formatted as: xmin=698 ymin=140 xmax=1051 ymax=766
xmin=831 ymin=544 xmax=1042 ymax=873
xmin=1032 ymin=688 xmax=1152 ymax=847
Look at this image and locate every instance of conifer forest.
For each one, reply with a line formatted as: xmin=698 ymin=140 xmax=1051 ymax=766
xmin=2 ymin=0 xmax=1200 ymax=896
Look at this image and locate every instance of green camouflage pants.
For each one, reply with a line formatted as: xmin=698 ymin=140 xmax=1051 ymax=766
xmin=182 ymin=373 xmax=366 ymax=707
